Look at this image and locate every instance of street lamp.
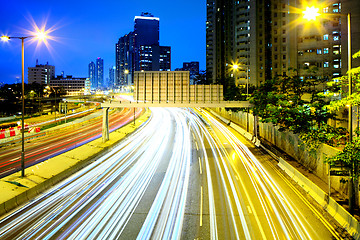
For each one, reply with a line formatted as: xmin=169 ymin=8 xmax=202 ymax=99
xmin=1 ymin=31 xmax=46 ymax=177
xmin=302 ymin=7 xmax=352 ymax=141
xmin=231 ymin=63 xmax=250 ymax=132
xmin=302 ymin=6 xmax=355 ymax=209
xmin=231 ymin=64 xmax=249 ymax=98
xmin=1 ymin=30 xmax=48 ymax=177
xmin=45 ymin=86 xmax=58 ymax=124
xmin=124 ymin=69 xmax=130 ymax=88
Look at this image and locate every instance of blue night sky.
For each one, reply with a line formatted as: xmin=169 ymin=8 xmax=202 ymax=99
xmin=0 ymin=0 xmax=206 ymax=84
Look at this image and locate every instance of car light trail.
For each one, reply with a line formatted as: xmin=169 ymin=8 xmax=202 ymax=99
xmin=0 ymin=108 xmax=341 ymax=239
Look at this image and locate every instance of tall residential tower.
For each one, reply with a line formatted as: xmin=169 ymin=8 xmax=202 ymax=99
xmin=96 ymin=57 xmax=104 ymax=88
xmin=206 ymin=0 xmax=360 ymax=86
xmin=88 ymin=61 xmax=96 ymax=89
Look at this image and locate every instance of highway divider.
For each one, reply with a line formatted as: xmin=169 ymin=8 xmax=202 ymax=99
xmin=0 ymin=108 xmax=151 ymax=217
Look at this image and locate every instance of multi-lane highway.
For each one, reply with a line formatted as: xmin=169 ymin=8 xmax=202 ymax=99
xmin=0 ymin=107 xmax=143 ymax=178
xmin=0 ymin=108 xmax=345 ymax=239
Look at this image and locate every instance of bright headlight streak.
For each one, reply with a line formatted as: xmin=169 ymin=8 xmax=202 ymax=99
xmin=210 ymin=117 xmax=295 ymax=237
xmin=0 ymin=109 xmax=183 ymax=240
xmin=204 ymin=127 xmax=250 ymax=239
xmin=137 ymin=108 xmax=191 ymax=240
xmin=68 ymin=108 xmax=172 ymax=239
xmin=204 ymin=111 xmax=313 ymax=240
xmin=206 ymin=115 xmax=279 ymax=239
xmin=187 ymin=113 xmax=218 ymax=240
xmin=190 ymin=113 xmax=251 ymax=239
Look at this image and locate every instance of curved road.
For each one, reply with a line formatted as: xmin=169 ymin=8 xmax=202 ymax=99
xmin=0 ymin=108 xmax=346 ymax=239
xmin=0 ymin=107 xmax=143 ymax=178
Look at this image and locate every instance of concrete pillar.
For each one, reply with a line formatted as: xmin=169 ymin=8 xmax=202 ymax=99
xmin=102 ymin=107 xmax=109 ymax=142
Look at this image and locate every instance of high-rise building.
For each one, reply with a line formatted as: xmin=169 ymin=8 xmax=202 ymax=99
xmin=116 ymin=32 xmax=134 ymax=86
xmin=134 ymin=12 xmax=159 ymax=46
xmin=109 ymin=66 xmax=116 ymax=88
xmin=96 ymin=57 xmax=104 ymax=88
xmin=116 ymin=12 xmax=171 ymax=86
xmin=89 ymin=61 xmax=96 ymax=89
xmin=206 ymin=0 xmax=360 ymax=87
xmin=28 ymin=61 xmax=55 ymax=85
xmin=159 ymin=46 xmax=171 ymax=71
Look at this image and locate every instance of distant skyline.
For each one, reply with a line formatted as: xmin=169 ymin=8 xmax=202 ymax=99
xmin=0 ymin=0 xmax=205 ymax=84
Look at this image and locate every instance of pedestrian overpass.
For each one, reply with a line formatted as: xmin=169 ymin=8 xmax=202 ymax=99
xmin=101 ymin=71 xmax=252 ymax=142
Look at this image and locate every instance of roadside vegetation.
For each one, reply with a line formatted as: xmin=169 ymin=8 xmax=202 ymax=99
xmin=249 ymin=50 xmax=360 ymax=212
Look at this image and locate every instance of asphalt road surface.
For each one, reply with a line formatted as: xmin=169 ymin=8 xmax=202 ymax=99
xmin=0 ymin=108 xmax=345 ymax=239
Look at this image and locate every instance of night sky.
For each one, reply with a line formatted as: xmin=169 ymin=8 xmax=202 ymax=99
xmin=0 ymin=0 xmax=206 ymax=84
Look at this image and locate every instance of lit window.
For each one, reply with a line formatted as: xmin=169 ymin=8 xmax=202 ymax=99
xmin=333 ymin=36 xmax=339 ymax=41
xmin=323 ymin=34 xmax=329 ymax=40
xmin=317 ymin=49 xmax=322 ymax=54
xmin=324 ymin=62 xmax=329 ymax=67
xmin=324 ymin=48 xmax=329 ymax=54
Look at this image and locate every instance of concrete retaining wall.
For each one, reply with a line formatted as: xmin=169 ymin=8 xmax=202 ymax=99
xmin=279 ymin=158 xmax=360 ymax=239
xmin=209 ymin=108 xmax=359 ymax=239
xmin=210 ymin=108 xmax=347 ymax=195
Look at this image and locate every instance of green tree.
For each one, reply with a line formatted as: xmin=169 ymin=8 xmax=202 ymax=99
xmin=250 ymin=69 xmax=336 ymax=134
xmin=325 ymin=50 xmax=360 ymax=212
xmin=326 ymin=133 xmax=360 ymax=213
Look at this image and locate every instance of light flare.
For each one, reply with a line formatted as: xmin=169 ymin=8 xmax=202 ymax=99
xmin=1 ymin=36 xmax=10 ymax=42
xmin=303 ymin=6 xmax=320 ymax=21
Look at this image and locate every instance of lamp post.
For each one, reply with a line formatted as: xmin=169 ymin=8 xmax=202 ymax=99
xmin=124 ymin=69 xmax=135 ymax=124
xmin=1 ymin=32 xmax=47 ymax=177
xmin=302 ymin=7 xmax=352 ymax=141
xmin=302 ymin=7 xmax=355 ymax=209
xmin=232 ymin=64 xmax=250 ymax=132
xmin=124 ymin=69 xmax=129 ymax=88
xmin=45 ymin=86 xmax=57 ymax=124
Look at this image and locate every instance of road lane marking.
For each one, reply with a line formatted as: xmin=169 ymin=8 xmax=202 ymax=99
xmin=200 ymin=186 xmax=203 ymax=227
xmin=195 ymin=142 xmax=199 ymax=150
xmin=198 ymin=157 xmax=202 ymax=175
xmin=247 ymin=205 xmax=252 ymax=214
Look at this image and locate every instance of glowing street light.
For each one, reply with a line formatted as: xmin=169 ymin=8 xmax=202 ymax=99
xmin=1 ymin=36 xmax=10 ymax=42
xmin=302 ymin=6 xmax=320 ymax=21
xmin=1 ymin=29 xmax=49 ymax=177
xmin=231 ymin=62 xmax=250 ymax=132
xmin=231 ymin=64 xmax=239 ymax=71
xmin=35 ymin=30 xmax=47 ymax=41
